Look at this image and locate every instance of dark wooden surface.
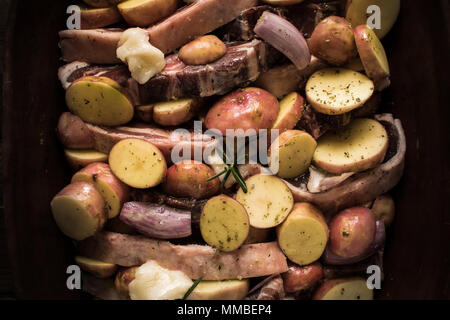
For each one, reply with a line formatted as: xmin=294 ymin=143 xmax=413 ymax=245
xmin=1 ymin=0 xmax=449 ymax=299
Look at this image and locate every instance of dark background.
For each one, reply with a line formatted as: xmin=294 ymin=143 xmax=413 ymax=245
xmin=0 ymin=0 xmax=449 ymax=300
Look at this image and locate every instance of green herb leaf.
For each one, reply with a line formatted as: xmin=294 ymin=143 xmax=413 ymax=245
xmin=183 ymin=276 xmax=203 ymax=300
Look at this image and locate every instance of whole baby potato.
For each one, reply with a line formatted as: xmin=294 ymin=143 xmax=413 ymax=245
xmin=329 ymin=207 xmax=376 ymax=258
xmin=282 ymin=262 xmax=324 ymax=293
xmin=162 ymin=161 xmax=220 ymax=199
xmin=179 ymin=35 xmax=227 ymax=65
xmin=205 ymin=88 xmax=279 ymax=136
xmin=308 ymin=16 xmax=357 ymax=66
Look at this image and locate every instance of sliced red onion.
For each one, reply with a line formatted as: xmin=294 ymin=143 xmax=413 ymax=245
xmin=254 ymin=11 xmax=311 ymax=70
xmin=322 ymin=221 xmax=386 ymax=265
xmin=120 ymin=202 xmax=191 ymax=239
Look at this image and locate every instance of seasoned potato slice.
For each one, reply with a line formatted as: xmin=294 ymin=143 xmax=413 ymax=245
xmin=75 ymin=256 xmax=117 ymax=278
xmin=153 ymin=98 xmax=199 ymax=126
xmin=269 ymin=130 xmax=317 ymax=179
xmin=50 ymin=182 xmax=107 ymax=241
xmin=277 ymin=203 xmax=329 ymax=266
xmin=64 ymin=149 xmax=108 ymax=170
xmin=271 ymin=92 xmax=304 ymax=132
xmin=313 ymin=278 xmax=373 ymax=300
xmin=354 ymin=25 xmax=390 ymax=83
xmin=66 ymin=76 xmax=134 ymax=126
xmin=346 ymin=0 xmax=401 ymax=39
xmin=313 ymin=118 xmax=389 ymax=174
xmin=72 ymin=162 xmax=130 ymax=218
xmin=109 ymin=139 xmax=167 ymax=189
xmin=236 ymin=174 xmax=294 ymax=229
xmin=200 ymin=195 xmax=250 ymax=252
xmin=188 ymin=280 xmax=250 ymax=300
xmin=306 ymin=68 xmax=374 ymax=115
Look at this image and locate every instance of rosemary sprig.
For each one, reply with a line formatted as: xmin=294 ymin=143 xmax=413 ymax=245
xmin=183 ymin=276 xmax=204 ymax=300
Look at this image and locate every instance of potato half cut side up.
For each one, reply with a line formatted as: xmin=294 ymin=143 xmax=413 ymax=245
xmin=200 ymin=195 xmax=250 ymax=252
xmin=277 ymin=202 xmax=329 ymax=266
xmin=64 ymin=149 xmax=108 ymax=170
xmin=50 ymin=181 xmax=107 ymax=241
xmin=109 ymin=139 xmax=167 ymax=189
xmin=66 ymin=76 xmax=134 ymax=126
xmin=313 ymin=118 xmax=389 ymax=174
xmin=306 ymin=68 xmax=374 ymax=115
xmin=75 ymin=256 xmax=117 ymax=278
xmin=188 ymin=280 xmax=250 ymax=300
xmin=269 ymin=130 xmax=317 ymax=179
xmin=236 ymin=174 xmax=294 ymax=229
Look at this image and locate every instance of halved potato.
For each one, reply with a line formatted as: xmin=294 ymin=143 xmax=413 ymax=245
xmin=271 ymin=92 xmax=304 ymax=133
xmin=244 ymin=227 xmax=272 ymax=245
xmin=306 ymin=68 xmax=374 ymax=115
xmin=109 ymin=139 xmax=167 ymax=189
xmin=313 ymin=277 xmax=373 ymax=300
xmin=344 ymin=57 xmax=365 ymax=72
xmin=277 ymin=202 xmax=329 ymax=266
xmin=83 ymin=0 xmax=110 ymax=7
xmin=64 ymin=149 xmax=108 ymax=170
xmin=75 ymin=256 xmax=117 ymax=278
xmin=236 ymin=174 xmax=294 ymax=229
xmin=118 ymin=0 xmax=178 ymax=27
xmin=200 ymin=195 xmax=250 ymax=252
xmin=153 ymin=98 xmax=199 ymax=126
xmin=50 ymin=182 xmax=107 ymax=241
xmin=354 ymin=25 xmax=390 ymax=83
xmin=71 ymin=162 xmax=130 ymax=218
xmin=135 ymin=104 xmax=154 ymax=123
xmin=80 ymin=5 xmax=122 ymax=29
xmin=188 ymin=280 xmax=250 ymax=300
xmin=269 ymin=130 xmax=317 ymax=179
xmin=66 ymin=76 xmax=134 ymax=126
xmin=346 ymin=0 xmax=401 ymax=39
xmin=313 ymin=118 xmax=389 ymax=174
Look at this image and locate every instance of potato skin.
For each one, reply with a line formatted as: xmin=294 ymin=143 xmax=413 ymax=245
xmin=57 ymin=112 xmax=95 ymax=149
xmin=64 ymin=149 xmax=108 ymax=171
xmin=75 ymin=256 xmax=117 ymax=278
xmin=205 ymin=88 xmax=279 ymax=135
xmin=371 ymin=194 xmax=395 ymax=227
xmin=118 ymin=0 xmax=178 ymax=27
xmin=162 ymin=161 xmax=220 ymax=199
xmin=329 ymin=207 xmax=376 ymax=258
xmin=313 ymin=277 xmax=373 ymax=300
xmin=282 ymin=262 xmax=324 ymax=293
xmin=80 ymin=6 xmax=122 ymax=29
xmin=179 ymin=35 xmax=227 ymax=65
xmin=308 ymin=16 xmax=357 ymax=66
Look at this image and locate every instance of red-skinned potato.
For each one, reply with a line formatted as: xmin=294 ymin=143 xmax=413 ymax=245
xmin=282 ymin=262 xmax=324 ymax=293
xmin=162 ymin=161 xmax=220 ymax=199
xmin=354 ymin=25 xmax=390 ymax=84
xmin=271 ymin=92 xmax=304 ymax=133
xmin=179 ymin=35 xmax=227 ymax=65
xmin=205 ymin=88 xmax=279 ymax=135
xmin=57 ymin=112 xmax=95 ymax=149
xmin=50 ymin=182 xmax=107 ymax=240
xmin=72 ymin=162 xmax=130 ymax=219
xmin=329 ymin=207 xmax=376 ymax=258
xmin=308 ymin=16 xmax=357 ymax=66
xmin=371 ymin=194 xmax=395 ymax=226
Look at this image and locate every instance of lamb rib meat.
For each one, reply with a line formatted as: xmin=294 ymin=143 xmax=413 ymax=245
xmin=58 ymin=40 xmax=276 ymax=102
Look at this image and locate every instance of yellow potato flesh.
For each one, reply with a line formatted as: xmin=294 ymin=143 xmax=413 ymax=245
xmin=271 ymin=132 xmax=317 ymax=179
xmin=119 ymin=0 xmax=154 ymax=9
xmin=65 ymin=149 xmax=108 ymax=162
xmin=346 ymin=0 xmax=401 ymax=39
xmin=109 ymin=139 xmax=167 ymax=189
xmin=320 ymin=279 xmax=373 ymax=300
xmin=306 ymin=68 xmax=374 ymax=115
xmin=360 ymin=25 xmax=390 ymax=76
xmin=236 ymin=175 xmax=293 ymax=229
xmin=200 ymin=196 xmax=249 ymax=252
xmin=66 ymin=77 xmax=134 ymax=126
xmin=51 ymin=196 xmax=99 ymax=241
xmin=313 ymin=118 xmax=388 ymax=174
xmin=188 ymin=280 xmax=250 ymax=300
xmin=277 ymin=216 xmax=328 ymax=266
